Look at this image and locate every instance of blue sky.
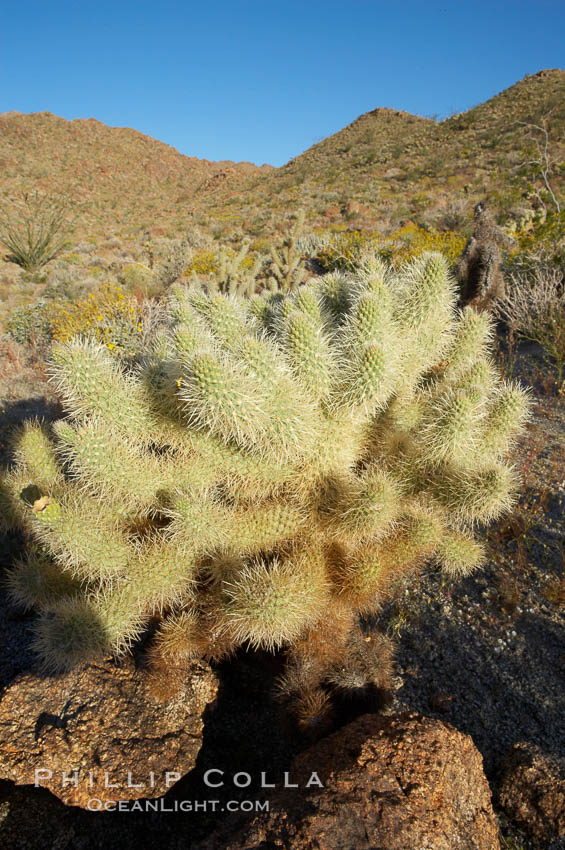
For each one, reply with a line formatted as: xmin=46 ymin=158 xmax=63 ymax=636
xmin=1 ymin=1 xmax=563 ymax=167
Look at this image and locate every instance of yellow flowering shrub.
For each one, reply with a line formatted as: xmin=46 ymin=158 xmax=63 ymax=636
xmin=239 ymin=252 xmax=259 ymax=271
xmin=316 ymin=231 xmax=380 ymax=271
xmin=316 ymin=226 xmax=466 ymax=272
xmin=381 ymin=224 xmax=467 ymax=266
xmin=184 ymin=247 xmax=260 ymax=281
xmin=50 ymin=283 xmax=142 ymax=355
xmin=183 ymin=250 xmax=217 ymax=276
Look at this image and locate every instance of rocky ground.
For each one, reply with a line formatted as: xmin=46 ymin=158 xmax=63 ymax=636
xmin=0 ymin=334 xmax=563 ymax=849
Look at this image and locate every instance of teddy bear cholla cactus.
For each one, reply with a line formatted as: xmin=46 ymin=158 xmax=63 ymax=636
xmin=1 ymin=252 xmax=529 ymax=722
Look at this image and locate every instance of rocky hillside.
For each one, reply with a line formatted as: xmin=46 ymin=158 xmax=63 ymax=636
xmin=1 ymin=69 xmax=563 ymax=244
xmin=218 ymin=68 xmax=565 ymax=233
xmin=0 ymin=111 xmax=271 ymax=240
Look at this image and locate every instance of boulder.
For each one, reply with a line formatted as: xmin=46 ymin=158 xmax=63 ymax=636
xmin=0 ymin=656 xmax=218 ymax=808
xmin=497 ymin=741 xmax=565 ymax=846
xmin=196 ymin=711 xmax=500 ymax=850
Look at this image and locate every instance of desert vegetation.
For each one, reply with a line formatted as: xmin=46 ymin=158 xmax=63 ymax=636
xmin=1 ymin=250 xmax=533 ymax=731
xmin=0 ymin=192 xmax=70 ymax=273
xmin=0 ymin=69 xmax=563 ymax=850
xmin=495 ymin=264 xmax=565 ymax=387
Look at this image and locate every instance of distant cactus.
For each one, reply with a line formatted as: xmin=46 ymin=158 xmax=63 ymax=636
xmin=1 ymin=251 xmax=530 ymax=726
xmin=456 ymin=201 xmax=515 ymax=311
xmin=154 ymin=237 xmax=192 ymax=289
xmin=267 ymin=209 xmax=307 ymax=293
xmin=198 ymin=240 xmax=262 ymax=298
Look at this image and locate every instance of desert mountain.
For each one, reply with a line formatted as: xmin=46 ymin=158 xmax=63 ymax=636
xmin=1 ymin=69 xmax=563 ymax=242
xmin=0 ymin=111 xmax=271 ymax=239
xmin=214 ymin=68 xmax=565 ymax=233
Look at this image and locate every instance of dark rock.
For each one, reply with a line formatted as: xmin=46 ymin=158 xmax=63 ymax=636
xmin=196 ymin=711 xmax=500 ymax=850
xmin=0 ymin=656 xmax=218 ymax=808
xmin=497 ymin=741 xmax=565 ymax=846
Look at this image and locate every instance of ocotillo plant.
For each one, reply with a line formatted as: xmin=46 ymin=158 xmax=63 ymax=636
xmin=1 ymin=251 xmax=530 ymax=727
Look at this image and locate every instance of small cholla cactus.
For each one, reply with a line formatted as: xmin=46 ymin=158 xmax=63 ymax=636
xmin=267 ymin=209 xmax=307 ymax=293
xmin=1 ymin=251 xmax=530 ymax=726
xmin=154 ymin=237 xmax=192 ymax=289
xmin=202 ymin=240 xmax=262 ymax=298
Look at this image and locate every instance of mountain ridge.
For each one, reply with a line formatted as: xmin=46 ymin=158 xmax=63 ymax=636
xmin=1 ymin=69 xmax=563 ymax=241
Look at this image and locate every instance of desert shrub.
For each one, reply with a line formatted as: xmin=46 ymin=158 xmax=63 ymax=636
xmin=383 ymin=224 xmax=466 ymax=266
xmin=249 ymin=237 xmax=272 ymax=255
xmin=5 ymin=282 xmax=142 ymax=357
xmin=184 ymin=249 xmax=217 ymax=276
xmin=494 ymin=264 xmax=565 ymax=387
xmin=121 ymin=262 xmax=164 ymax=300
xmin=504 ymin=208 xmax=565 ymax=274
xmin=183 ymin=225 xmax=211 ymax=250
xmin=1 ymin=252 xmax=529 ymax=726
xmin=49 ymin=283 xmax=142 ymax=356
xmin=0 ymin=192 xmax=71 ymax=272
xmin=100 ymin=237 xmax=122 ymax=251
xmin=316 ymin=230 xmax=379 ymax=272
xmin=134 ymin=298 xmax=168 ymax=349
xmin=121 ymin=263 xmax=155 ymax=294
xmin=42 ymin=262 xmax=96 ymax=303
xmin=0 ymin=335 xmax=51 ymax=400
xmin=88 ymin=256 xmax=110 ymax=270
xmin=316 ymin=226 xmax=465 ymax=273
xmin=73 ymin=241 xmax=97 ymax=255
xmin=5 ymin=301 xmax=54 ymax=348
xmin=437 ymin=199 xmax=470 ymax=231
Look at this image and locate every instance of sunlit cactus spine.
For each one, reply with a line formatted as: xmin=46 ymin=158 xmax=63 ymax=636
xmin=1 ymin=250 xmax=530 ymax=728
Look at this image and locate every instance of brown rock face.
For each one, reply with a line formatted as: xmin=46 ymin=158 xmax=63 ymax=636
xmin=0 ymin=657 xmax=218 ymax=808
xmin=197 ymin=712 xmax=500 ymax=850
xmin=497 ymin=742 xmax=565 ymax=846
